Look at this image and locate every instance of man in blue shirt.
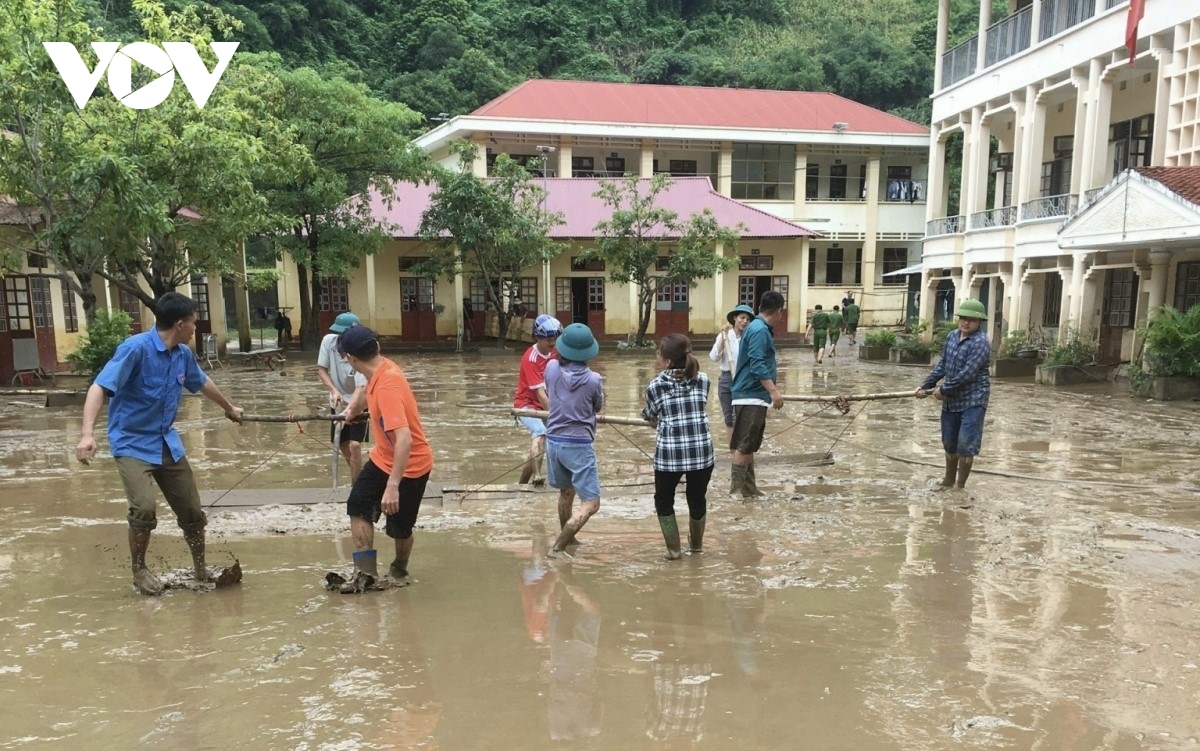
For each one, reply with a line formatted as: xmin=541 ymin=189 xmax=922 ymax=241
xmin=916 ymin=298 xmax=991 ymax=490
xmin=76 ymin=292 xmax=244 ymax=595
xmin=729 ymin=290 xmax=786 ymax=497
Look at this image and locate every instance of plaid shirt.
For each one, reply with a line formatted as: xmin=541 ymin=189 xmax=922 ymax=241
xmin=642 ymin=370 xmax=715 ymax=473
xmin=646 ymin=661 xmax=711 ymax=741
xmin=920 ymin=329 xmax=991 ymax=411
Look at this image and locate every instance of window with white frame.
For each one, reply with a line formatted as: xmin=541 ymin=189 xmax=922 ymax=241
xmin=731 ymin=143 xmax=795 ymax=200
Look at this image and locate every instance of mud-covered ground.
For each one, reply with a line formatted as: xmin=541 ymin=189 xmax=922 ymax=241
xmin=0 ymin=346 xmax=1197 ymax=750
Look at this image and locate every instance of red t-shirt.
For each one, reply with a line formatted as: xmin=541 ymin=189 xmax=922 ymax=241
xmin=367 ymin=358 xmax=433 ymax=478
xmin=513 ymin=345 xmax=556 ymax=410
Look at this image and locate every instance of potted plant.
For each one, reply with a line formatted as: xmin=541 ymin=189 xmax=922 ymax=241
xmin=859 ymin=329 xmax=896 ymax=360
xmin=889 ymin=319 xmax=935 ymax=365
xmin=1035 ymin=326 xmax=1106 ymax=386
xmin=992 ymin=328 xmax=1040 ymax=378
xmin=1129 ymin=304 xmax=1200 ymax=400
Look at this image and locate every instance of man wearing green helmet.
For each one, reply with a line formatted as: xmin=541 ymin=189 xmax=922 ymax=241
xmin=916 ymin=298 xmax=991 ymax=490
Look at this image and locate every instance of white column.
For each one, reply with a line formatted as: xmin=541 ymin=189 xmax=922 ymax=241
xmin=1145 ymin=250 xmax=1171 ymax=314
xmin=1081 ymin=60 xmax=1113 ymax=192
xmin=1030 ymin=0 xmax=1043 ymax=45
xmin=557 ymin=137 xmax=572 ymax=178
xmin=975 ymin=0 xmax=992 ymax=71
xmin=365 ymin=251 xmax=377 ymax=329
xmin=718 ymin=141 xmax=732 ymax=196
xmin=798 ymin=237 xmax=811 ymax=324
xmin=713 ymin=242 xmax=726 ymax=330
xmin=1056 ymin=262 xmax=1073 ymax=343
xmin=794 ymin=146 xmax=808 ymax=219
xmin=452 ymin=271 xmax=464 ymax=348
xmin=960 ymin=112 xmax=977 ymax=217
xmin=233 ymin=243 xmax=251 ymax=352
xmin=933 ymin=0 xmax=951 ymax=90
xmin=1020 ymin=87 xmax=1047 ymax=206
xmin=640 ymin=139 xmax=654 ymax=178
xmin=1069 ymin=74 xmax=1089 ymax=195
xmin=920 ymin=271 xmax=938 ymax=325
xmin=863 ymin=153 xmax=881 ymax=294
xmin=472 ymin=136 xmax=487 ymax=177
xmin=926 ymin=130 xmax=948 ymax=221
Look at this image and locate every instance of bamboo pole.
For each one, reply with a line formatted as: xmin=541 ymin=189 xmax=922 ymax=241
xmin=239 ymin=413 xmax=350 ymax=423
xmin=782 ymin=390 xmax=919 ymax=403
xmin=511 ymin=408 xmax=652 ymax=427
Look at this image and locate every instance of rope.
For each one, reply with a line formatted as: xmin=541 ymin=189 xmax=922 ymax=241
xmin=822 ymin=400 xmax=870 ymax=456
xmin=205 ymin=422 xmax=313 ymax=509
xmin=451 ymin=449 xmax=547 ymax=504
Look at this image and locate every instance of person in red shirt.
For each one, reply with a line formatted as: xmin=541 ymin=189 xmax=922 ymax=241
xmin=329 ymin=325 xmax=433 ymax=592
xmin=514 ymin=315 xmax=563 ymax=484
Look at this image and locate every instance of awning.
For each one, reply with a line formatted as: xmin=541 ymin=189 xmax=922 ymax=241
xmin=882 ymin=263 xmax=923 ymax=277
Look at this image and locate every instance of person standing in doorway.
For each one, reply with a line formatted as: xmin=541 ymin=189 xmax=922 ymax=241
xmin=514 ymin=314 xmax=564 ymax=485
xmin=318 ymin=312 xmax=368 ymax=484
xmin=916 ymin=299 xmax=991 ymax=491
xmin=708 ymin=304 xmax=753 ymax=444
xmin=644 ymin=334 xmax=714 ymax=559
xmin=843 ymin=297 xmax=861 ymax=346
xmin=827 ymin=305 xmax=844 ymax=358
xmin=334 ymin=325 xmax=433 ymax=590
xmin=544 ymin=323 xmax=604 ymax=557
xmin=75 ymin=291 xmax=244 ymax=596
xmin=806 ymin=304 xmax=830 ymax=364
xmin=729 ymin=291 xmax=785 ymax=497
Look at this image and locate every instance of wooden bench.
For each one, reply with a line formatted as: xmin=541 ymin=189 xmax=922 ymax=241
xmin=229 ymin=348 xmax=286 ymax=370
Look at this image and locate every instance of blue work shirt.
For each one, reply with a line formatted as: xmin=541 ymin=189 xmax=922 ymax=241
xmin=920 ymin=328 xmax=991 ymax=412
xmin=94 ymin=329 xmax=208 ymax=464
xmin=730 ymin=316 xmax=777 ymax=404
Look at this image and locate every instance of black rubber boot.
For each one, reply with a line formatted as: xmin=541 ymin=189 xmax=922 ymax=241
xmin=730 ymin=464 xmax=748 ymax=495
xmin=937 ymin=453 xmax=959 ymax=491
xmin=658 ymin=514 xmax=682 ymax=560
xmin=742 ymin=462 xmax=766 ymax=497
xmin=688 ymin=515 xmax=706 ymax=553
xmin=955 ymin=457 xmax=974 ymax=488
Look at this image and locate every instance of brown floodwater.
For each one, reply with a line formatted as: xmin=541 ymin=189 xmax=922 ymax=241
xmin=1 ymin=347 xmax=1198 ymax=750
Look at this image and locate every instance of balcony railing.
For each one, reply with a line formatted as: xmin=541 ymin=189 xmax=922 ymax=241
xmin=927 ymin=215 xmax=965 ymax=236
xmin=1040 ymin=0 xmax=1094 ymax=41
xmin=941 ymin=36 xmax=978 ymax=88
xmin=969 ymin=206 xmax=1018 ymax=229
xmin=985 ymin=7 xmax=1033 ymax=67
xmin=1082 ymin=187 xmax=1104 ymax=205
xmin=1020 ymin=193 xmax=1078 ymax=221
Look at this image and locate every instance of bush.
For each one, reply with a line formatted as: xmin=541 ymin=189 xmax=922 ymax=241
xmin=1137 ymin=304 xmax=1200 ymax=377
xmin=930 ymin=320 xmax=956 ymax=352
xmin=1043 ymin=326 xmax=1098 ymax=367
xmin=997 ymin=329 xmax=1028 ymax=358
xmin=863 ymin=329 xmax=897 ymax=347
xmin=67 ymin=310 xmax=133 ymax=381
xmin=897 ymin=318 xmax=935 ymax=354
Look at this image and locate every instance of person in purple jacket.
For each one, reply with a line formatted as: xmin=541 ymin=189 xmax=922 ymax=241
xmin=543 ymin=323 xmax=605 ymax=557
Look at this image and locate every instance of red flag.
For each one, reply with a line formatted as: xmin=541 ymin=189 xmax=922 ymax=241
xmin=1126 ymin=0 xmax=1145 ymax=64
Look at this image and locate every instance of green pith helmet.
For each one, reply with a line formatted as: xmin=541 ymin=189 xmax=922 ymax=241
xmin=955 ymin=299 xmax=988 ymax=319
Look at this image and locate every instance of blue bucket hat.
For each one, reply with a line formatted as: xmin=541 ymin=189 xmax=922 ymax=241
xmin=726 ymin=304 xmax=755 ymax=326
xmin=329 ymin=312 xmax=360 ymax=333
xmin=555 ymin=323 xmax=599 ymax=362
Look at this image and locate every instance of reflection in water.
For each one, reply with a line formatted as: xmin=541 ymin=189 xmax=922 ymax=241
xmin=724 ymin=531 xmax=769 ymax=679
xmin=646 ymin=585 xmax=712 ymax=745
xmin=546 ymin=564 xmax=603 ymax=742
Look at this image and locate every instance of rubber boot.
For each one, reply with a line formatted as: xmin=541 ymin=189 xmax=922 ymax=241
xmin=742 ymin=462 xmax=766 ymax=498
xmin=955 ymin=457 xmax=974 ymax=488
xmin=388 ymin=557 xmax=410 ymax=586
xmin=658 ymin=514 xmax=682 ymax=560
xmin=730 ymin=464 xmax=748 ymax=495
xmin=129 ymin=528 xmax=164 ymax=596
xmin=340 ymin=549 xmax=378 ymax=593
xmin=184 ymin=529 xmax=212 ymax=583
xmin=688 ymin=515 xmax=706 ymax=553
xmin=936 ymin=453 xmax=959 ymax=491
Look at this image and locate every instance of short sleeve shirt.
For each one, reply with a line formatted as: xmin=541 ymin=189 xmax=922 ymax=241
xmin=367 ymin=358 xmax=434 ymax=478
xmin=318 ymin=333 xmax=366 ymax=397
xmin=514 ymin=345 xmax=556 ymax=409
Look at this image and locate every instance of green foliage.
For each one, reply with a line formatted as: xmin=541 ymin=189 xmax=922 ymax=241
xmin=864 ymin=329 xmax=897 ymax=348
xmin=1044 ymin=326 xmax=1099 ymax=367
xmin=418 ymin=142 xmax=565 ymax=347
xmin=930 ymin=320 xmax=956 ymax=352
xmin=1136 ymin=304 xmax=1200 ymax=378
xmin=997 ymin=328 xmax=1029 ymax=359
xmin=67 ymin=309 xmax=133 ymax=380
xmin=586 ymin=174 xmax=739 ymax=345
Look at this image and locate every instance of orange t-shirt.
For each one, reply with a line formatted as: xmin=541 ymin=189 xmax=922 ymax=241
xmin=366 ymin=358 xmax=433 ymax=478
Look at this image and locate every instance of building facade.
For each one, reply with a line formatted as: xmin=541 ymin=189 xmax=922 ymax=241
xmin=278 ymin=80 xmax=929 ymax=343
xmin=923 ymin=0 xmax=1200 ymax=359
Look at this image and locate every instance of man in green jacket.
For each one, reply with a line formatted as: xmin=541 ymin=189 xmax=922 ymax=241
xmin=827 ymin=305 xmax=844 ymax=358
xmin=729 ymin=291 xmax=786 ymax=497
xmin=806 ymin=305 xmax=830 ymax=364
xmin=843 ymin=299 xmax=861 ymax=345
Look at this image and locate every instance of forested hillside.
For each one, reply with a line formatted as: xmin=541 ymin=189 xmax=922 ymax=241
xmin=90 ymin=0 xmax=989 ymax=124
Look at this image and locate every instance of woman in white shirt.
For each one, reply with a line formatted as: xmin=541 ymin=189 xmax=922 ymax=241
xmin=709 ymin=304 xmax=754 ymax=442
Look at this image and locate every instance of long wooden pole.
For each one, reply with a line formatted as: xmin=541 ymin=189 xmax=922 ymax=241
xmin=782 ymin=390 xmax=918 ymax=403
xmin=511 ymin=408 xmax=652 ymax=427
xmin=239 ymin=413 xmax=349 ymax=423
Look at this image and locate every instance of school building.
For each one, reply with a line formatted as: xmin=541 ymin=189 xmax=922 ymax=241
xmin=922 ymin=0 xmax=1200 ymax=359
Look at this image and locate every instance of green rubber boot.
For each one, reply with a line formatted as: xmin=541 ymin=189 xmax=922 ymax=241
xmin=658 ymin=514 xmax=682 ymax=560
xmin=688 ymin=515 xmax=706 ymax=553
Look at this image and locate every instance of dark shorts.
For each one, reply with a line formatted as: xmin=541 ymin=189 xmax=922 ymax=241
xmin=717 ymin=371 xmax=734 ymax=428
xmin=941 ymin=406 xmax=987 ymax=457
xmin=829 ymin=331 xmax=841 ymax=343
xmin=331 ymin=409 xmax=369 ymax=444
xmin=345 ymin=459 xmax=430 ymax=539
xmin=730 ymin=404 xmax=768 ymax=454
xmin=846 ymin=324 xmax=858 ymax=334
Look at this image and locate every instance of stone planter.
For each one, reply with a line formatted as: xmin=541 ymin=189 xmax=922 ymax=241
xmin=889 ymin=348 xmax=932 ymax=365
xmin=1035 ymin=364 xmax=1110 ymax=386
xmin=858 ymin=345 xmax=890 ymax=361
xmin=991 ymin=357 xmax=1039 ymax=378
xmin=1148 ymin=376 xmax=1200 ymax=401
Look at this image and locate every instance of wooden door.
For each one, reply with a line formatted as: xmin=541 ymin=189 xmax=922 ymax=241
xmin=191 ymin=279 xmax=211 ymax=356
xmin=318 ymin=277 xmax=348 ymax=334
xmin=586 ymin=278 xmax=605 ymax=337
xmin=1100 ymin=268 xmax=1137 ymax=363
xmin=655 ymin=280 xmax=689 ymax=336
xmin=400 ymin=277 xmax=437 ymax=341
xmin=29 ymin=276 xmax=57 ymax=371
xmin=738 ymin=275 xmax=789 ymax=333
xmin=118 ymin=288 xmax=142 ymax=333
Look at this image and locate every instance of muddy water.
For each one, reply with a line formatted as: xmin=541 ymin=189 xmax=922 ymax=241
xmin=1 ymin=348 xmax=1198 ymax=750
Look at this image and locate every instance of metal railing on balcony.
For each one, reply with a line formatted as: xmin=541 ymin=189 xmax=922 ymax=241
xmin=1082 ymin=187 xmax=1104 ymax=205
xmin=969 ymin=206 xmax=1018 ymax=229
xmin=1020 ymin=193 xmax=1078 ymax=221
xmin=985 ymin=7 xmax=1033 ymax=67
xmin=941 ymin=36 xmax=978 ymax=88
xmin=1040 ymin=0 xmax=1094 ymax=41
xmin=927 ymin=215 xmax=965 ymax=236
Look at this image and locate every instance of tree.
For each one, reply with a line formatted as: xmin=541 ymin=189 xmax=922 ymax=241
xmin=417 ymin=141 xmax=565 ymax=348
xmin=586 ymin=174 xmax=739 ymax=345
xmin=261 ymin=63 xmax=425 ymax=348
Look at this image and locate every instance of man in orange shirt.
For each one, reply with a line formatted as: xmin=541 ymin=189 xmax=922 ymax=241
xmin=331 ymin=325 xmax=433 ymax=592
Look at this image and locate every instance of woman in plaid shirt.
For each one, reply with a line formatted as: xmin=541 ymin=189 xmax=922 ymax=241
xmin=643 ymin=334 xmax=715 ymax=560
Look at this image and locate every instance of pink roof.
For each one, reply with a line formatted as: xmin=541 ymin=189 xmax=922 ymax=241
xmin=361 ymin=177 xmax=818 ymax=239
xmin=472 ymin=79 xmax=927 ymax=136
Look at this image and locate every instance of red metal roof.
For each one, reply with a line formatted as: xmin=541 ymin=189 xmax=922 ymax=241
xmin=1135 ymin=167 xmax=1200 ymax=206
xmin=472 ymin=79 xmax=927 ymax=136
xmin=360 ymin=177 xmax=818 ymax=239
